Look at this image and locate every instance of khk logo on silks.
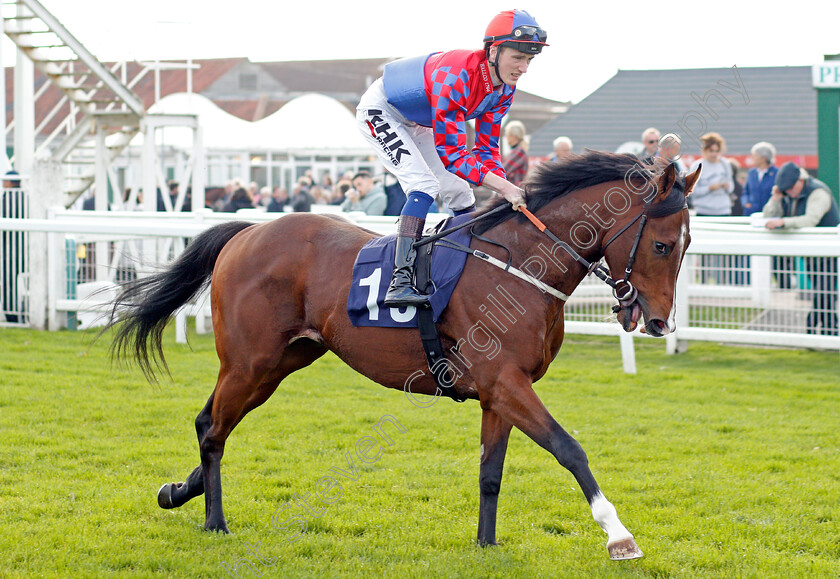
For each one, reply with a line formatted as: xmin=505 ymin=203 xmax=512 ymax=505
xmin=365 ymin=109 xmax=411 ymax=166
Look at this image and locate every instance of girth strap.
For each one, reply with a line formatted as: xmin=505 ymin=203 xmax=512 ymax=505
xmin=413 ymin=221 xmax=466 ymax=403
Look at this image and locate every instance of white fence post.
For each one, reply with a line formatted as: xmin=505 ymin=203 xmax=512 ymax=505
xmin=752 ymin=255 xmax=771 ymax=307
xmin=27 ymin=157 xmax=63 ymax=329
xmin=619 ymin=332 xmax=636 ymax=374
xmin=191 ymin=125 xmax=205 ymax=212
xmin=175 ymin=310 xmax=187 ymax=344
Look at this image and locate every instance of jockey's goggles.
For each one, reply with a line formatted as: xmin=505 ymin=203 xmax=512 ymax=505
xmin=488 ymin=25 xmax=548 ymax=44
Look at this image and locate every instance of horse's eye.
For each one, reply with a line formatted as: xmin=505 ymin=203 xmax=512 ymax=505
xmin=654 ymin=241 xmax=671 ymax=255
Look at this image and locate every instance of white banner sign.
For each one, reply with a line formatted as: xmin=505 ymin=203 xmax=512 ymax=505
xmin=812 ymin=63 xmax=840 ymax=88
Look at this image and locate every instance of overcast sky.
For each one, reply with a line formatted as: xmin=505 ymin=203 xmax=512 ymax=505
xmin=5 ymin=0 xmax=839 ymax=103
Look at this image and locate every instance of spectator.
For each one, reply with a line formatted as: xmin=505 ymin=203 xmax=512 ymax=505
xmin=204 ymin=187 xmax=225 ymax=211
xmin=688 ymin=132 xmax=733 ymax=216
xmin=340 ymin=171 xmax=387 ymax=215
xmin=213 ymin=180 xmax=234 ymax=212
xmin=257 ymin=186 xmax=273 ymax=209
xmin=502 ymin=120 xmax=529 ymax=186
xmin=331 ymin=182 xmax=351 ymax=206
xmin=290 ymin=184 xmax=313 ymax=213
xmin=551 ymin=136 xmax=573 ymax=161
xmin=221 ymin=187 xmax=254 ymax=213
xmin=266 ymin=187 xmax=288 ymax=213
xmin=638 ymin=128 xmax=687 ymax=173
xmin=640 ymin=127 xmax=661 ymax=163
xmin=309 ymin=185 xmax=330 ymax=205
xmin=740 ymin=141 xmax=778 ymax=216
xmin=764 ymin=162 xmax=839 ymax=335
xmin=320 ymin=174 xmax=334 ymax=195
xmin=658 ymin=133 xmax=687 ymax=172
xmin=168 ymin=180 xmax=179 ymax=207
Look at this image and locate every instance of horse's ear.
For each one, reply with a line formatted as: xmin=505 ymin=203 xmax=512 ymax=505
xmin=683 ymin=164 xmax=702 ymax=198
xmin=655 ymin=163 xmax=678 ymax=201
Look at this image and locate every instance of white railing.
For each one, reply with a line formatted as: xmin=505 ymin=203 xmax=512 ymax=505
xmin=0 ymin=187 xmax=29 ymax=325
xmin=0 ymin=209 xmax=838 ymax=362
xmin=563 ymin=217 xmax=840 ymax=356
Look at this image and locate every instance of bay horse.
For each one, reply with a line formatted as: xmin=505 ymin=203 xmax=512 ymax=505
xmin=109 ymin=151 xmax=699 ymax=561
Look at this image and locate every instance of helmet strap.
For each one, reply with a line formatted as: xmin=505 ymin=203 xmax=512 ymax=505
xmin=487 ymin=44 xmax=502 ymax=87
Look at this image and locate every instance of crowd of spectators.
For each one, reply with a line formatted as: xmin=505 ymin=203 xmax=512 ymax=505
xmin=199 ymin=170 xmax=402 ymax=216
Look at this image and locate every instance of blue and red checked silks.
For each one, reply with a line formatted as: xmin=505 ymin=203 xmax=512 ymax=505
xmin=382 ymin=49 xmax=514 ymax=186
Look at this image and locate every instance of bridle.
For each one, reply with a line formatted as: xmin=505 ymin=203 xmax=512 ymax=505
xmin=520 ymin=205 xmax=645 ymax=310
xmin=519 ymin=184 xmax=688 ymax=312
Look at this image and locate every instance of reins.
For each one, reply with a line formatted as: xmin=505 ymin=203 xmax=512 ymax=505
xmin=519 ymin=205 xmax=647 ymax=307
xmin=412 ymin=203 xmax=510 ymax=249
xmin=414 ymin=202 xmax=571 ymax=301
xmin=412 ymin=180 xmax=685 ymax=311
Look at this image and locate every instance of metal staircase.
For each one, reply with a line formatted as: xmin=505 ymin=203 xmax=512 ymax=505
xmin=2 ymin=0 xmax=145 ymax=204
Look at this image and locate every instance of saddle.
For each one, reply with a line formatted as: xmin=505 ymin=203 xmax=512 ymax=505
xmin=346 ymin=215 xmax=474 ymax=401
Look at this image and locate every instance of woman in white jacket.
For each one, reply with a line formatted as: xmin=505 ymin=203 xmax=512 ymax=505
xmin=689 ymin=132 xmax=733 ymax=216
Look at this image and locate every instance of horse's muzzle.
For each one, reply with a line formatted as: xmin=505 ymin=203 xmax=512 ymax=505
xmin=615 ymin=297 xmax=671 ymax=337
xmin=643 ymin=318 xmax=669 ymax=337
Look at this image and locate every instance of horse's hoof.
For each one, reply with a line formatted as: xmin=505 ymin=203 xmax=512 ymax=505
xmin=205 ymin=519 xmax=230 ymax=534
xmin=157 ymin=483 xmax=175 ymax=509
xmin=608 ymin=537 xmax=643 ymax=560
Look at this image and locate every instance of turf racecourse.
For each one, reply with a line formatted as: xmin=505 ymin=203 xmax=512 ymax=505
xmin=1 ymin=327 xmax=838 ymax=578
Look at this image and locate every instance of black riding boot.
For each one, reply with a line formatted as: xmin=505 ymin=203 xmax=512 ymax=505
xmin=384 ymin=216 xmax=429 ymax=307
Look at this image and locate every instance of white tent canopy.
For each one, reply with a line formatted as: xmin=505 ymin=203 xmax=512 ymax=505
xmin=129 ymin=92 xmax=369 ymax=153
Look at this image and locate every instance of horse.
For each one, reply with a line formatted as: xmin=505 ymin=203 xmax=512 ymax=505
xmin=109 ymin=151 xmax=700 ymax=561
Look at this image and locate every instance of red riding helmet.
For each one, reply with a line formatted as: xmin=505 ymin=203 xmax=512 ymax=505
xmin=484 ymin=9 xmax=549 ymax=55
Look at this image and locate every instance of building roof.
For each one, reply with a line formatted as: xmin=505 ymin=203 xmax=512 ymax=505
xmin=129 ymin=58 xmax=247 ymax=109
xmin=530 ymin=66 xmax=817 ymax=163
xmin=258 ymin=58 xmax=388 ymax=99
xmin=6 ymin=55 xmax=567 ymax=142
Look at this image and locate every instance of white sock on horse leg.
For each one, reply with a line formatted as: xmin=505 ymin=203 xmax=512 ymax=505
xmin=589 ymin=492 xmax=633 ymax=544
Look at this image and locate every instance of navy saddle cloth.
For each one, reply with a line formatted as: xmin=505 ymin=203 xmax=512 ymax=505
xmin=347 ymin=214 xmax=473 ymax=328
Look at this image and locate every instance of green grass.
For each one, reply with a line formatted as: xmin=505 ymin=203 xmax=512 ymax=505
xmin=1 ymin=327 xmax=838 ymax=578
xmin=689 ymin=305 xmax=765 ymax=329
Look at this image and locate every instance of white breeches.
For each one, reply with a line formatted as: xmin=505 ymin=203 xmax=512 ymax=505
xmin=356 ymin=78 xmax=476 ymax=212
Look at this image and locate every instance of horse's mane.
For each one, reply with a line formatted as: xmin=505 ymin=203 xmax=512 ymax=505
xmin=474 ymin=150 xmax=677 ymax=233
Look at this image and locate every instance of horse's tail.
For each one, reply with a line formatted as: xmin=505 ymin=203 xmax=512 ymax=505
xmin=108 ymin=220 xmax=254 ymax=381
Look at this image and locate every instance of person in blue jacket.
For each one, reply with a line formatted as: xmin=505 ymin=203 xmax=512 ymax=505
xmin=741 ymin=141 xmax=778 ymax=215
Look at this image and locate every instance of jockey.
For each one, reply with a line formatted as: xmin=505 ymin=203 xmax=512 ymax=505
xmin=356 ymin=9 xmax=548 ymax=307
